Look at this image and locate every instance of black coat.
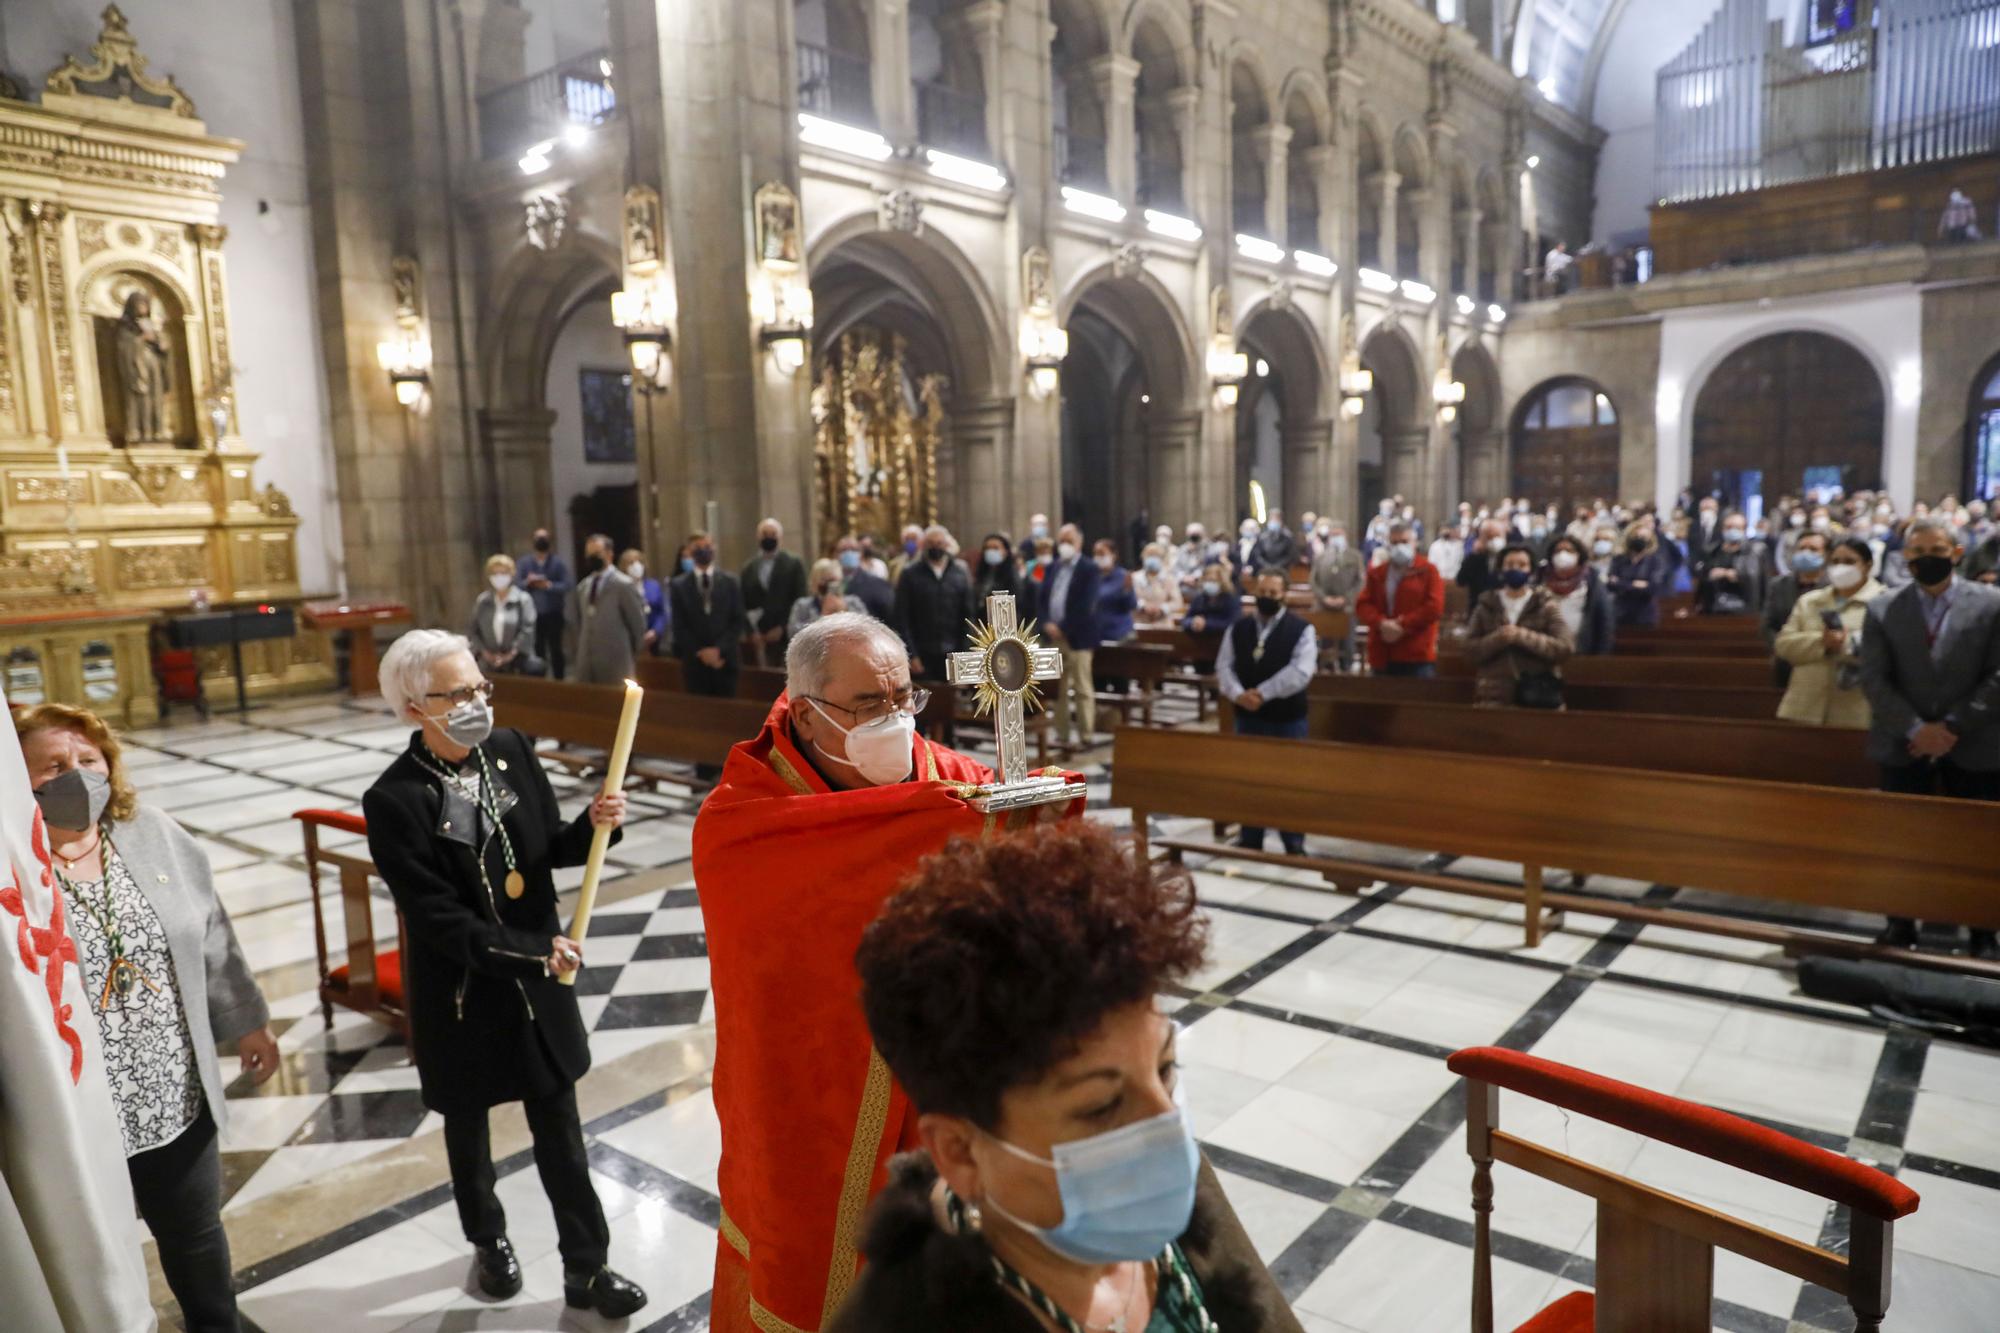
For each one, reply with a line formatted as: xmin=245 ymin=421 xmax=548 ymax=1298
xmin=741 ymin=549 xmax=808 ymax=640
xmin=669 ymin=568 xmax=749 ymax=664
xmin=827 ymin=1152 xmax=1303 ymax=1333
xmin=362 ymin=728 xmax=614 ymax=1115
xmin=894 ymin=558 xmax=977 ymax=661
xmin=843 ymin=568 xmax=896 ymax=621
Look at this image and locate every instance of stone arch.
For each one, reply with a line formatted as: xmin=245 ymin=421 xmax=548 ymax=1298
xmin=1358 ymin=319 xmax=1428 ymax=514
xmin=481 ymin=229 xmax=625 ymax=412
xmin=1058 ymin=260 xmax=1204 ymax=532
xmin=1116 ymin=0 xmax=1195 ymax=78
xmin=1966 ymin=349 xmax=2000 ymax=501
xmin=1510 ymin=376 xmax=1622 ymax=514
xmin=1049 ymin=0 xmax=1116 ymax=186
xmin=1450 ymin=337 xmax=1503 ymax=504
xmin=1236 ymin=297 xmax=1333 ymax=518
xmin=1129 ymin=11 xmax=1191 ymax=210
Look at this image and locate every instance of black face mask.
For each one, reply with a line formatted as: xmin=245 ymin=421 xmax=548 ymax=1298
xmin=1909 ymin=554 xmax=1955 ymax=587
xmin=583 ymin=554 xmax=606 ymax=575
xmin=1627 ymin=537 xmax=1647 ymax=553
xmin=926 ymin=545 xmax=948 ymax=564
xmin=533 ymin=536 xmax=552 ymax=553
xmin=692 ymin=546 xmax=715 ymax=569
xmin=759 ymin=536 xmax=779 ymax=553
xmin=1500 ymin=569 xmax=1532 ymax=589
xmin=1255 ymin=596 xmax=1284 ymax=618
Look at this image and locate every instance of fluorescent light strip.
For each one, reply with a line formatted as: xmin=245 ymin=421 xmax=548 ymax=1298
xmin=1487 ymin=303 xmax=1507 ymax=322
xmin=1062 ymin=186 xmax=1127 ymax=222
xmin=1400 ymin=279 xmax=1437 ymax=304
xmin=926 ymin=149 xmax=1007 ymax=192
xmin=1234 ymin=233 xmax=1284 ymax=264
xmin=1294 ymin=249 xmax=1337 ymax=277
xmin=797 ymin=113 xmax=893 ymax=161
xmin=1146 ymin=209 xmax=1203 ymax=242
xmin=1358 ymin=267 xmax=1398 ymax=293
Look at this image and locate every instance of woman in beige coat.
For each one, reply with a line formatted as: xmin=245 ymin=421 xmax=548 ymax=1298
xmin=1775 ymin=536 xmax=1884 ymax=728
xmin=1462 ymin=543 xmax=1574 ymax=706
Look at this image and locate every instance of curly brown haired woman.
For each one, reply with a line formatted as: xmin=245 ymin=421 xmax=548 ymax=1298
xmin=832 ymin=821 xmax=1303 ymax=1333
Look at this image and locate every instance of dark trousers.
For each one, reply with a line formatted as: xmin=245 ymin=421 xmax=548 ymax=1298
xmin=1381 ymin=661 xmax=1436 ymax=679
xmin=443 ymin=1086 xmax=609 ymax=1270
xmin=535 ymin=610 xmax=567 ymax=681
xmin=128 ymin=1106 xmax=238 ymax=1333
xmin=1234 ymin=711 xmax=1310 ymax=855
xmin=684 ymin=655 xmax=739 ymax=778
xmin=1880 ymin=759 xmax=2000 ymax=939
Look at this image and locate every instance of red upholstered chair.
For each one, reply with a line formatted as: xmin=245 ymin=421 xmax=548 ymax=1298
xmin=1448 ymin=1046 xmax=1920 ymax=1333
xmin=296 ymin=809 xmax=408 ymax=1043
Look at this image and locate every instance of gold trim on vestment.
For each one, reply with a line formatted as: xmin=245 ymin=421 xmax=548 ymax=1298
xmin=719 ymin=1206 xmax=750 ymax=1259
xmin=821 ymin=1045 xmax=896 ymax=1326
xmin=750 ymin=1298 xmax=813 ymax=1333
xmin=719 ymin=1209 xmax=818 ymax=1333
xmin=768 ymin=747 xmax=814 ymax=795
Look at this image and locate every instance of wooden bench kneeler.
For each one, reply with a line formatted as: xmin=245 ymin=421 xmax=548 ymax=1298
xmin=297 ymin=808 xmax=408 ymax=1040
xmin=1451 ymin=1046 xmax=1919 ymax=1333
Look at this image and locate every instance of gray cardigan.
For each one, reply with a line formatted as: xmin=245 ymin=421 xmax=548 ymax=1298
xmin=101 ymin=804 xmax=269 ymax=1136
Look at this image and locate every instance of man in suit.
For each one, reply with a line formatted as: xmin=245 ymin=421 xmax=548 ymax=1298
xmin=1356 ymin=521 xmax=1447 ymax=677
xmin=892 ymin=523 xmax=975 ymax=683
xmin=741 ymin=517 xmax=808 ymax=666
xmin=1230 ymin=519 xmax=1261 ymax=591
xmin=517 ymin=527 xmax=573 ymax=679
xmin=1859 ymin=517 xmax=2000 ymax=958
xmin=1457 ymin=517 xmax=1511 ymax=606
xmin=1252 ymin=510 xmax=1298 ymax=571
xmin=671 ymin=531 xmax=750 ymax=778
xmin=833 ymin=534 xmax=895 ymax=621
xmin=563 ymin=533 xmax=648 ymax=685
xmin=1037 ymin=522 xmax=1104 ymax=749
xmin=1311 ymin=520 xmax=1366 ymax=672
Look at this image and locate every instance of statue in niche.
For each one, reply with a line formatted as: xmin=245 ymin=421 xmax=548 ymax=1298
xmin=115 ymin=289 xmax=171 ymax=442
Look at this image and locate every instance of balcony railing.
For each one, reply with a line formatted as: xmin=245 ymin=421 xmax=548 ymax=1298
xmin=916 ymin=80 xmax=986 ymax=157
xmin=1057 ymin=130 xmax=1108 ymax=189
xmin=797 ymin=43 xmax=875 ymax=127
xmin=1652 ymin=197 xmax=1970 ymax=275
xmin=477 ymin=49 xmax=616 ymax=161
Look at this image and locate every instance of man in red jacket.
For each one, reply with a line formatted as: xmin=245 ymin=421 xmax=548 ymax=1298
xmin=1356 ymin=520 xmax=1447 ymax=676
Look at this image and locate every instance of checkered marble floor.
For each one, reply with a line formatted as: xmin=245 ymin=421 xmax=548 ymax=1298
xmin=118 ymin=693 xmax=2000 ymax=1333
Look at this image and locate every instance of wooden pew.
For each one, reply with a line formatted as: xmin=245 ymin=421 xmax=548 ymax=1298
xmin=1614 ymin=638 xmax=1770 ymax=659
xmin=1436 ymin=654 xmax=1775 ymax=691
xmin=1112 ymin=728 xmax=2000 ymax=974
xmin=1134 ymin=625 xmax=1226 ymax=720
xmin=1225 ymin=694 xmax=1877 ymax=789
xmin=493 ymin=675 xmax=770 ymax=781
xmin=1091 ymin=642 xmax=1175 ymax=728
xmin=1306 ymin=673 xmax=1786 ymax=720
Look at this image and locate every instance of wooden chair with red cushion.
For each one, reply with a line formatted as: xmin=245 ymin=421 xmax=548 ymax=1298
xmin=295 ymin=809 xmax=408 ymax=1042
xmin=1449 ymin=1046 xmax=1920 ymax=1333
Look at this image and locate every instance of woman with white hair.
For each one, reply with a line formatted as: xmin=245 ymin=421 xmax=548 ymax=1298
xmin=362 ymin=630 xmax=646 ymax=1317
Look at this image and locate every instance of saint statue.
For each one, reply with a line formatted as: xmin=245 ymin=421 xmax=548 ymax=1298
xmin=114 ymin=290 xmax=171 ymax=443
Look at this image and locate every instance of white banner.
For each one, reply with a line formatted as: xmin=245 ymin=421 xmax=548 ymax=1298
xmin=0 ymin=689 xmax=156 ymax=1332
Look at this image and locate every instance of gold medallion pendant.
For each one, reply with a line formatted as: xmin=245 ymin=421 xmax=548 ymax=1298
xmin=505 ymin=869 xmax=526 ymax=899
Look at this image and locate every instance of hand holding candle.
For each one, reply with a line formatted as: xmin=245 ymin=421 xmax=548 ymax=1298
xmin=559 ymin=678 xmax=644 ymax=986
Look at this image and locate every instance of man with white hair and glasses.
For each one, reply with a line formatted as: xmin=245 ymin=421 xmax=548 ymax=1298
xmin=692 ymin=612 xmax=1082 ymax=1332
xmin=363 ymin=630 xmax=646 ymax=1317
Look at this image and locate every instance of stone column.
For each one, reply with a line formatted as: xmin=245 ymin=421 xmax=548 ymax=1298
xmin=479 ymin=407 xmax=558 ymax=557
xmin=873 ymin=0 xmax=917 ymax=144
xmin=1461 ymin=428 xmax=1505 ymax=505
xmin=1088 ymin=55 xmax=1141 ymax=202
xmin=1160 ymin=86 xmax=1199 ymax=214
xmin=1366 ymin=170 xmax=1400 ymax=273
xmin=1402 ymin=186 xmax=1433 ymax=283
xmin=1282 ymin=418 xmax=1335 ymax=516
xmin=950 ymin=395 xmax=1018 ymax=541
xmin=1456 ymin=205 xmax=1483 ymax=299
xmin=1148 ymin=410 xmax=1202 ymax=534
xmin=1300 ymin=144 xmax=1336 ymax=254
xmin=1482 ymin=214 xmax=1512 ymax=303
xmin=1383 ymin=426 xmax=1429 ymax=517
xmin=1252 ymin=122 xmax=1292 ymax=242
xmin=958 ymin=0 xmax=1006 ymax=159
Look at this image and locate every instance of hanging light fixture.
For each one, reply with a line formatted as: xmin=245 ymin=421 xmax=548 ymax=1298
xmin=1020 ymin=314 xmax=1069 ymax=400
xmin=612 ymin=279 xmax=675 ymax=392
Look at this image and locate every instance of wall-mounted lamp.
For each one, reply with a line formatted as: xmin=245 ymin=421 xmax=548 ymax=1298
xmin=1339 ymin=347 xmax=1372 ymax=419
xmin=1433 ymin=367 xmax=1466 ymax=423
xmin=612 ymin=280 xmax=676 ymax=393
xmin=750 ymin=274 xmax=814 ymax=376
xmin=1020 ymin=315 xmax=1069 ymax=400
xmin=1208 ymin=344 xmax=1248 ymax=409
xmin=376 ymin=329 xmax=432 ymax=408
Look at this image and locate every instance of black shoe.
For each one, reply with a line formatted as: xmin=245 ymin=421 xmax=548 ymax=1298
xmin=564 ymin=1266 xmax=648 ymax=1318
xmin=473 ymin=1237 xmax=522 ymax=1299
xmin=1971 ymin=930 xmax=1999 ymax=963
xmin=1875 ymin=917 xmax=1919 ymax=950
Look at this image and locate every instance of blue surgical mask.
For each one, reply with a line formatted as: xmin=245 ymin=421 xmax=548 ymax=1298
xmin=838 ymin=549 xmax=861 ymax=572
xmin=680 ymin=556 xmax=696 ymax=574
xmin=1201 ymin=580 xmax=1222 ymax=597
xmin=1793 ymin=550 xmax=1825 ymax=573
xmin=983 ymin=547 xmax=1007 ymax=566
xmin=1500 ymin=568 xmax=1532 ymax=589
xmin=1143 ymin=556 xmax=1162 ymax=573
xmin=980 ymin=1106 xmax=1199 ymax=1265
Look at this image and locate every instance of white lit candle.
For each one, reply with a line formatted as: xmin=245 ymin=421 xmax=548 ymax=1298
xmin=559 ymin=678 xmax=644 ymax=985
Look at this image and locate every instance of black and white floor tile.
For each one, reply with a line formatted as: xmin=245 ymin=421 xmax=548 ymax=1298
xmin=116 ymin=693 xmax=2000 ymax=1332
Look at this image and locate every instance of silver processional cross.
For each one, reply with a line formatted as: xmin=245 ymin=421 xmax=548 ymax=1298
xmin=945 ymin=591 xmax=1073 ymax=810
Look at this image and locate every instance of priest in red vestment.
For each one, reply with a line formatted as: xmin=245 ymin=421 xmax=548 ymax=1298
xmin=693 ymin=612 xmax=1082 ymax=1333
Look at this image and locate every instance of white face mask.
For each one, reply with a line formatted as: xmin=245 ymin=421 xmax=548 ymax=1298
xmin=1390 ymin=542 xmax=1416 ymax=566
xmin=1095 ymin=555 xmax=1116 ymax=571
xmin=625 ymin=562 xmax=644 ymax=580
xmin=1056 ymin=542 xmax=1079 ymax=562
xmin=1828 ymin=563 xmax=1865 ymax=591
xmin=807 ymin=700 xmax=915 ymax=786
xmin=1486 ymin=537 xmax=1507 ymax=554
xmin=1550 ymin=551 xmax=1579 ymax=572
xmin=490 ymin=573 xmax=512 ymax=592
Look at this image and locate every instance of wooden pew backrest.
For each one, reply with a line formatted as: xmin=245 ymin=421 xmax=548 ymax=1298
xmin=494 ymin=675 xmax=770 ymax=766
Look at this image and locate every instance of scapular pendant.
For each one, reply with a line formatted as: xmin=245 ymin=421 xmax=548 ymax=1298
xmin=505 ymin=869 xmax=525 ymax=899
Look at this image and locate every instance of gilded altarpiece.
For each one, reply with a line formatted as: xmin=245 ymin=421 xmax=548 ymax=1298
xmin=810 ymin=329 xmax=946 ymax=546
xmin=0 ymin=8 xmax=331 ymax=716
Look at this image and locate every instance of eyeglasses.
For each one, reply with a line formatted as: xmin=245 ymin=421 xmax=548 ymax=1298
xmin=811 ymin=687 xmax=930 ymax=725
xmin=424 ymin=680 xmax=495 ymax=707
